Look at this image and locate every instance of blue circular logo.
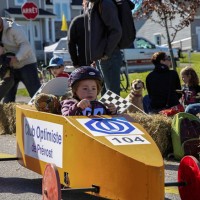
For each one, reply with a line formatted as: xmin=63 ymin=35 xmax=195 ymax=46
xmin=85 ymin=118 xmax=135 ymax=134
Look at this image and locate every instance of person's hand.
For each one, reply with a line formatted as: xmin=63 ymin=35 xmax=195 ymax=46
xmin=101 ymin=55 xmax=109 ymax=61
xmin=77 ymin=99 xmax=91 ymax=110
xmin=8 ymin=56 xmax=18 ymax=66
xmin=90 ymin=61 xmax=96 ymax=68
xmin=105 ymin=103 xmax=117 ymax=114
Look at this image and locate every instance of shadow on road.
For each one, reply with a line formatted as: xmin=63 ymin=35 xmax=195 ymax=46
xmin=0 ymin=177 xmax=42 ymax=194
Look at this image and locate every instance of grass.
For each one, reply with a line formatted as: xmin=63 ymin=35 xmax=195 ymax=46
xmin=17 ymin=52 xmax=199 ymax=98
xmin=17 ymin=88 xmax=29 ymax=96
xmin=121 ymin=52 xmax=200 ymax=98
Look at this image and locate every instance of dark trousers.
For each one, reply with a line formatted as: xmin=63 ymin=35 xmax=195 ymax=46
xmin=3 ymin=63 xmax=41 ymax=103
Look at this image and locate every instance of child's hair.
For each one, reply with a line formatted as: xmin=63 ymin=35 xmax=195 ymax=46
xmin=151 ymin=52 xmax=168 ymax=65
xmin=180 ymin=66 xmax=199 ymax=86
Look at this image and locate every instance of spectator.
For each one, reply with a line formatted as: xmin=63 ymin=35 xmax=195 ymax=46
xmin=0 ymin=17 xmax=41 ymax=103
xmin=179 ymin=66 xmax=200 ymax=116
xmin=68 ymin=14 xmax=91 ymax=67
xmin=61 ymin=66 xmax=117 ymax=116
xmin=84 ymin=0 xmax=122 ymax=95
xmin=144 ymin=52 xmax=181 ymax=114
xmin=0 ymin=42 xmax=15 ymax=101
xmin=179 ymin=66 xmax=200 ymax=107
xmin=46 ymin=56 xmax=69 ymax=78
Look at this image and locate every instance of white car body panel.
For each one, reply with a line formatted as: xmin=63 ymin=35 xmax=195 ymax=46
xmin=53 ymin=37 xmax=179 ymax=72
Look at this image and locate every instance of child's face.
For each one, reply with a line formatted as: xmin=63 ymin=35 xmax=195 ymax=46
xmin=181 ymin=74 xmax=190 ymax=84
xmin=50 ymin=66 xmax=64 ymax=77
xmin=76 ymin=79 xmax=98 ymax=101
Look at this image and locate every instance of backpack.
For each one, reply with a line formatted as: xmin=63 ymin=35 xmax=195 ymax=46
xmin=99 ymin=0 xmax=136 ymax=49
xmin=171 ymin=112 xmax=200 ymax=160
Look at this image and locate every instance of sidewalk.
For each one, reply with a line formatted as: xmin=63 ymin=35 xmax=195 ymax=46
xmin=16 ymin=95 xmax=31 ymax=103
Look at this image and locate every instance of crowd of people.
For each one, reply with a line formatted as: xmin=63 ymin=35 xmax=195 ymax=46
xmin=143 ymin=51 xmax=200 ymax=117
xmin=1 ymin=9 xmax=200 ymax=119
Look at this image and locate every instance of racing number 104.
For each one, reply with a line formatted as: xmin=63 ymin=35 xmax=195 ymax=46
xmin=112 ymin=136 xmax=144 ymax=144
xmin=107 ymin=135 xmax=150 ymax=145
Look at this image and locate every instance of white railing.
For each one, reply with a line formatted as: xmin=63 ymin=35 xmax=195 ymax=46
xmin=162 ymin=37 xmax=191 ymax=50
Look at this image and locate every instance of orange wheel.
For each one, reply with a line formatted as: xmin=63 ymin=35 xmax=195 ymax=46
xmin=42 ymin=163 xmax=61 ymax=200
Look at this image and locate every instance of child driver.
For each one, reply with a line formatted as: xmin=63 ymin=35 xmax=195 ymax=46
xmin=61 ymin=66 xmax=117 ymax=116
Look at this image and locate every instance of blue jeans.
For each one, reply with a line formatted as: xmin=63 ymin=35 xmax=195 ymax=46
xmin=143 ymin=95 xmax=151 ymax=114
xmin=185 ymin=103 xmax=200 ymax=116
xmin=3 ymin=63 xmax=41 ymax=103
xmin=96 ymin=49 xmax=122 ymax=96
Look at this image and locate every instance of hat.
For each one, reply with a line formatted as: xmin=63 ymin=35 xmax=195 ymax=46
xmin=68 ymin=66 xmax=103 ymax=87
xmin=47 ymin=56 xmax=64 ymax=69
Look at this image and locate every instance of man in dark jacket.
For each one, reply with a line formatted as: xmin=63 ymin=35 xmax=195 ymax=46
xmin=68 ymin=14 xmax=90 ymax=67
xmin=145 ymin=52 xmax=181 ymax=113
xmin=85 ymin=0 xmax=122 ymax=95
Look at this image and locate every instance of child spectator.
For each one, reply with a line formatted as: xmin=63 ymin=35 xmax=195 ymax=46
xmin=46 ymin=56 xmax=69 ymax=78
xmin=180 ymin=66 xmax=200 ymax=107
xmin=61 ymin=66 xmax=117 ymax=116
xmin=179 ymin=66 xmax=200 ymax=116
xmin=0 ymin=42 xmax=15 ymax=101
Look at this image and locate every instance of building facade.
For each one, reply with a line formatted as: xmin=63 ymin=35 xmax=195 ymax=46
xmin=134 ymin=8 xmax=200 ymax=52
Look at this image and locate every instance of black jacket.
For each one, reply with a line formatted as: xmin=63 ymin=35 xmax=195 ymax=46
xmin=68 ymin=14 xmax=90 ymax=66
xmin=146 ymin=64 xmax=181 ymax=110
xmin=85 ymin=0 xmax=122 ymax=61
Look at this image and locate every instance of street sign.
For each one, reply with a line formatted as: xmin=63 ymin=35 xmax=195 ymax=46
xmin=21 ymin=2 xmax=39 ymax=20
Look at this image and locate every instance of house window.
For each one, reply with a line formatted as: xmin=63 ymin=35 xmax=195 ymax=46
xmin=17 ymin=21 xmax=41 ymax=41
xmin=154 ymin=34 xmax=161 ymax=45
xmin=15 ymin=0 xmax=26 ymax=6
xmin=54 ymin=0 xmax=70 ymax=21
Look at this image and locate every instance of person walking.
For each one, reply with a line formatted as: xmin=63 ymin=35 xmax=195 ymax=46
xmin=84 ymin=0 xmax=122 ymax=95
xmin=68 ymin=14 xmax=91 ymax=67
xmin=0 ymin=17 xmax=41 ymax=103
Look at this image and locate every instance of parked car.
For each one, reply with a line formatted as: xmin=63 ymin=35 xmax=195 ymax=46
xmin=53 ymin=37 xmax=179 ymax=72
xmin=122 ymin=37 xmax=179 ymax=68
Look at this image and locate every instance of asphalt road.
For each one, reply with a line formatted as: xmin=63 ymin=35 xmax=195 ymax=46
xmin=0 ymin=134 xmax=181 ymax=200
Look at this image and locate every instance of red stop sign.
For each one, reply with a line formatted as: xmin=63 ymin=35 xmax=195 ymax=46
xmin=21 ymin=2 xmax=39 ymax=20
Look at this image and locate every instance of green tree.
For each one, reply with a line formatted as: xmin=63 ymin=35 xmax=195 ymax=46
xmin=135 ymin=0 xmax=200 ymax=70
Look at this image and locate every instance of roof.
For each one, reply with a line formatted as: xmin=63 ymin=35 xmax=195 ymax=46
xmin=5 ymin=8 xmax=56 ymax=18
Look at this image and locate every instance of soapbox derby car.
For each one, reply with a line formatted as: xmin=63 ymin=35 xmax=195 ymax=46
xmin=1 ymin=78 xmax=200 ymax=200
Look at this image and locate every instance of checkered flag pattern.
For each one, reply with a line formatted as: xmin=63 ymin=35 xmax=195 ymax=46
xmin=99 ymin=90 xmax=132 ymax=114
